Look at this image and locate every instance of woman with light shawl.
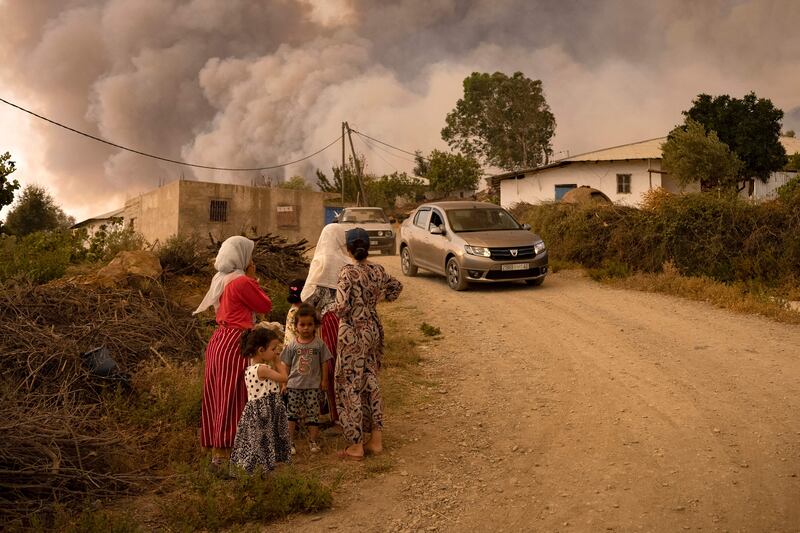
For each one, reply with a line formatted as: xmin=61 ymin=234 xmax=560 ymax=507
xmin=301 ymin=223 xmax=352 ymax=424
xmin=194 ymin=236 xmax=272 ymax=465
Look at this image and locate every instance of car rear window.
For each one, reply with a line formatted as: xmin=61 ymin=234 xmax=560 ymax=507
xmin=446 ymin=208 xmax=521 ymax=232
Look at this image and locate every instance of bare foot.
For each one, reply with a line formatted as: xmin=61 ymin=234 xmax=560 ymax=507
xmin=364 ymin=442 xmax=383 ymax=455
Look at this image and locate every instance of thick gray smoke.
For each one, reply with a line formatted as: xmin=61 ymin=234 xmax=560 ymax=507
xmin=1 ymin=0 xmax=799 ymax=219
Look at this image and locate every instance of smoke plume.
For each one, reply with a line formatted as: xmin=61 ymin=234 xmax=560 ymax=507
xmin=1 ymin=0 xmax=798 ymax=219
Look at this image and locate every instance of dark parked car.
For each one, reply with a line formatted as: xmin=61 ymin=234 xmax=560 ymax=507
xmin=335 ymin=207 xmax=396 ymax=255
xmin=398 ymin=201 xmax=548 ymax=290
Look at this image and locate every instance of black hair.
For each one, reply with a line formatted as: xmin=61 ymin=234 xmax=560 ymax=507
xmin=346 ymin=238 xmax=369 ymax=261
xmin=294 ymin=302 xmax=320 ymax=327
xmin=239 ymin=327 xmax=280 ymax=357
xmin=287 ymin=278 xmax=305 ymax=304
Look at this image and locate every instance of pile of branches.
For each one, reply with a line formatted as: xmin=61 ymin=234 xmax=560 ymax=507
xmin=0 ymin=280 xmax=204 ymax=525
xmin=208 ymin=232 xmax=310 ymax=283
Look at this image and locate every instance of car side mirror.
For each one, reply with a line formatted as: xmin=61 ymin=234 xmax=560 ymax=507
xmin=430 ymin=225 xmax=445 ymax=235
xmin=522 ymin=223 xmax=531 ymax=231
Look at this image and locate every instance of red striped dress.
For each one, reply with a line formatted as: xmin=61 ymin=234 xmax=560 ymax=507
xmin=320 ymin=311 xmax=340 ymax=422
xmin=200 ymin=275 xmax=272 ymax=449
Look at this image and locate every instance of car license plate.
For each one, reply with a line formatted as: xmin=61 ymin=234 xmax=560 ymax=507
xmin=370 ymin=240 xmax=378 ymax=245
xmin=502 ymin=263 xmax=529 ymax=271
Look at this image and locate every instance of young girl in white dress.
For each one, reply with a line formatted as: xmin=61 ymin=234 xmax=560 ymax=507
xmin=230 ymin=328 xmax=292 ymax=473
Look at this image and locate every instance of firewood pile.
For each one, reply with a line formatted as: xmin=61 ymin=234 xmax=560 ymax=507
xmin=0 ymin=281 xmax=204 ymax=524
xmin=207 ymin=232 xmax=311 ymax=283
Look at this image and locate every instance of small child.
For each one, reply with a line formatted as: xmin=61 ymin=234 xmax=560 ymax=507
xmin=230 ymin=328 xmax=292 ymax=474
xmin=284 ymin=278 xmax=305 ymax=345
xmin=281 ymin=303 xmax=332 ymax=453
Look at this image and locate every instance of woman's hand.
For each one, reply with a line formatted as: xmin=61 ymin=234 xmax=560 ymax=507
xmin=245 ymin=260 xmax=258 ymax=280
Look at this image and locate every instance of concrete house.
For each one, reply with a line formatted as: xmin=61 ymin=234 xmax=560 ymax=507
xmin=494 ymin=136 xmax=800 ymax=208
xmin=75 ymin=180 xmax=337 ymax=245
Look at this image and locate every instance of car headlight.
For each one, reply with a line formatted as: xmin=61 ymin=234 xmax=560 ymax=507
xmin=464 ymin=245 xmax=491 ymax=257
xmin=377 ymin=231 xmax=384 ymax=237
xmin=386 ymin=230 xmax=393 ymax=237
xmin=534 ymin=240 xmax=546 ymax=255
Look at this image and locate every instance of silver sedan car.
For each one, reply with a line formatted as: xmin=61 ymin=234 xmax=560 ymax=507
xmin=399 ymin=201 xmax=548 ymax=290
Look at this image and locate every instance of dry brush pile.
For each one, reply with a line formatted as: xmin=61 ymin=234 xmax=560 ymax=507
xmin=0 ymin=280 xmax=205 ymax=525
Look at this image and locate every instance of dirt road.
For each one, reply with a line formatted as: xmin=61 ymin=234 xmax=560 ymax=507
xmin=276 ymin=257 xmax=800 ymax=532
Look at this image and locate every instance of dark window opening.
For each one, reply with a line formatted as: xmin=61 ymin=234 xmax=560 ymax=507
xmin=210 ymin=199 xmax=228 ymax=222
xmin=617 ymin=174 xmax=632 ymax=194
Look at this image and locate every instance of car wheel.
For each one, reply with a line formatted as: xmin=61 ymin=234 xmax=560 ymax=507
xmin=525 ymin=277 xmax=545 ymax=286
xmin=400 ymin=246 xmax=418 ymax=276
xmin=446 ymin=257 xmax=468 ymax=291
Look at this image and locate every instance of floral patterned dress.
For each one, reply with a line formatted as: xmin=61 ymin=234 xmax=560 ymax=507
xmin=229 ymin=364 xmax=292 ymax=473
xmin=334 ymin=262 xmax=403 ymax=444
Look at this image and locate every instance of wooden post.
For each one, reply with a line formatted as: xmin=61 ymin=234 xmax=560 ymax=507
xmin=345 ymin=122 xmax=369 ymax=206
xmin=341 ymin=122 xmax=346 ymax=206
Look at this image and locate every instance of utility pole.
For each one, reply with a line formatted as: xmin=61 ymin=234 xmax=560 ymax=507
xmin=344 ymin=122 xmax=369 ymax=206
xmin=341 ymin=122 xmax=346 ymax=206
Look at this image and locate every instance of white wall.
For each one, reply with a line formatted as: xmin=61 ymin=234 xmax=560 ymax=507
xmin=500 ymin=159 xmax=673 ymax=208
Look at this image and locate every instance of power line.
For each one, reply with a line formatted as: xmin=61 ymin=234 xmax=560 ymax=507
xmin=355 ymin=134 xmax=403 ymax=172
xmin=0 ymin=96 xmax=341 ymax=171
xmin=360 ymin=134 xmax=419 ymax=165
xmin=352 ymin=129 xmax=428 ymax=161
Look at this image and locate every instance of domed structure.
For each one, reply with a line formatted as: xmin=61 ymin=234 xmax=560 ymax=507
xmin=561 ymin=186 xmax=612 ymax=204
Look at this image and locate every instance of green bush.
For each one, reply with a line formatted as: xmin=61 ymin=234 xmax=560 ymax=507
xmin=158 ymin=234 xmax=207 ymax=275
xmin=511 ymin=190 xmax=800 ymax=286
xmin=87 ymin=219 xmax=146 ymax=262
xmin=0 ymin=230 xmax=84 ymax=284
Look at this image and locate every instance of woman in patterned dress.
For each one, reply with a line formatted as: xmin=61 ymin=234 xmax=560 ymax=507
xmin=194 ymin=236 xmax=272 ymax=465
xmin=334 ymin=228 xmax=403 ymax=460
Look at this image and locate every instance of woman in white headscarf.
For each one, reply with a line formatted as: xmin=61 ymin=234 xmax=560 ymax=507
xmin=301 ymin=223 xmax=352 ymax=424
xmin=194 ymin=236 xmax=272 ymax=465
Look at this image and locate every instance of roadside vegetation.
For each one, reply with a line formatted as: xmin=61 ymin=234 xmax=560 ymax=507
xmin=513 ymin=179 xmax=800 ymax=323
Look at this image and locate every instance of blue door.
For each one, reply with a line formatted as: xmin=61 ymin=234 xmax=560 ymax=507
xmin=554 ymin=184 xmax=577 ymax=200
xmin=324 ymin=206 xmax=341 ymax=225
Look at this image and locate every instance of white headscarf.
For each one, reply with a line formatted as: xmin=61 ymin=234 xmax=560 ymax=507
xmin=300 ymin=223 xmax=352 ymax=302
xmin=193 ymin=236 xmax=255 ymax=315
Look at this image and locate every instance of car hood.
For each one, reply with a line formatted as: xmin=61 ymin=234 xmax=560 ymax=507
xmin=338 ymin=222 xmax=392 ymax=231
xmin=456 ymin=229 xmax=540 ymax=247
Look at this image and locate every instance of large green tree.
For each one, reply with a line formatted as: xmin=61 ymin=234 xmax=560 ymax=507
xmin=683 ymin=92 xmax=787 ymax=185
xmin=442 ymin=71 xmax=555 ymax=171
xmin=662 ymin=119 xmax=744 ymax=191
xmin=4 ymin=184 xmax=74 ymax=236
xmin=418 ymin=149 xmax=481 ymax=197
xmin=1 ymin=152 xmax=21 ymax=232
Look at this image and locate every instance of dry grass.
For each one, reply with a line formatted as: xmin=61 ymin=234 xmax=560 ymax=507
xmin=604 ymin=262 xmax=800 ymax=325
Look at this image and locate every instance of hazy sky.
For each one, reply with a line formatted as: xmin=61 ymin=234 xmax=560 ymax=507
xmin=1 ymin=0 xmax=799 ymax=221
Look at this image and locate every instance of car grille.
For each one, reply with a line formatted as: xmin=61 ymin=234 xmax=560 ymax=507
xmin=366 ymin=230 xmax=389 ymax=237
xmin=489 ymin=245 xmax=536 ymax=261
xmin=485 ymin=267 xmax=544 ymax=280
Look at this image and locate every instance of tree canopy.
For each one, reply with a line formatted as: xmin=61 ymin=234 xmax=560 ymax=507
xmin=662 ymin=119 xmax=744 ymax=191
xmin=417 ymin=149 xmax=481 ymax=197
xmin=683 ymin=92 xmax=787 ymax=183
xmin=441 ymin=71 xmax=555 ymax=171
xmin=1 ymin=152 xmax=21 ymax=232
xmin=4 ymin=184 xmax=74 ymax=236
xmin=278 ymin=175 xmax=313 ymax=191
xmin=317 ymin=156 xmax=425 ymax=209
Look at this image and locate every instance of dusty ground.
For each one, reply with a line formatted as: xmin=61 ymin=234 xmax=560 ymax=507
xmin=272 ymin=257 xmax=800 ymax=532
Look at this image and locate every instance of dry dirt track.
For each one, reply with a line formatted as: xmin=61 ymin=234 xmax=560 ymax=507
xmin=274 ymin=257 xmax=800 ymax=533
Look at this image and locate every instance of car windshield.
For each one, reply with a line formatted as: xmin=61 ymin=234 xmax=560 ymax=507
xmin=446 ymin=208 xmax=521 ymax=232
xmin=340 ymin=209 xmax=388 ymax=223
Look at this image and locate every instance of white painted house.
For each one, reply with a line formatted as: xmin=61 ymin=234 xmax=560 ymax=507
xmin=495 ymin=136 xmax=800 ymax=208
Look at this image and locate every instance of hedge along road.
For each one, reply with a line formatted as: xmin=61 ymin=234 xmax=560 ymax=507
xmin=276 ymin=256 xmax=800 ymax=532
